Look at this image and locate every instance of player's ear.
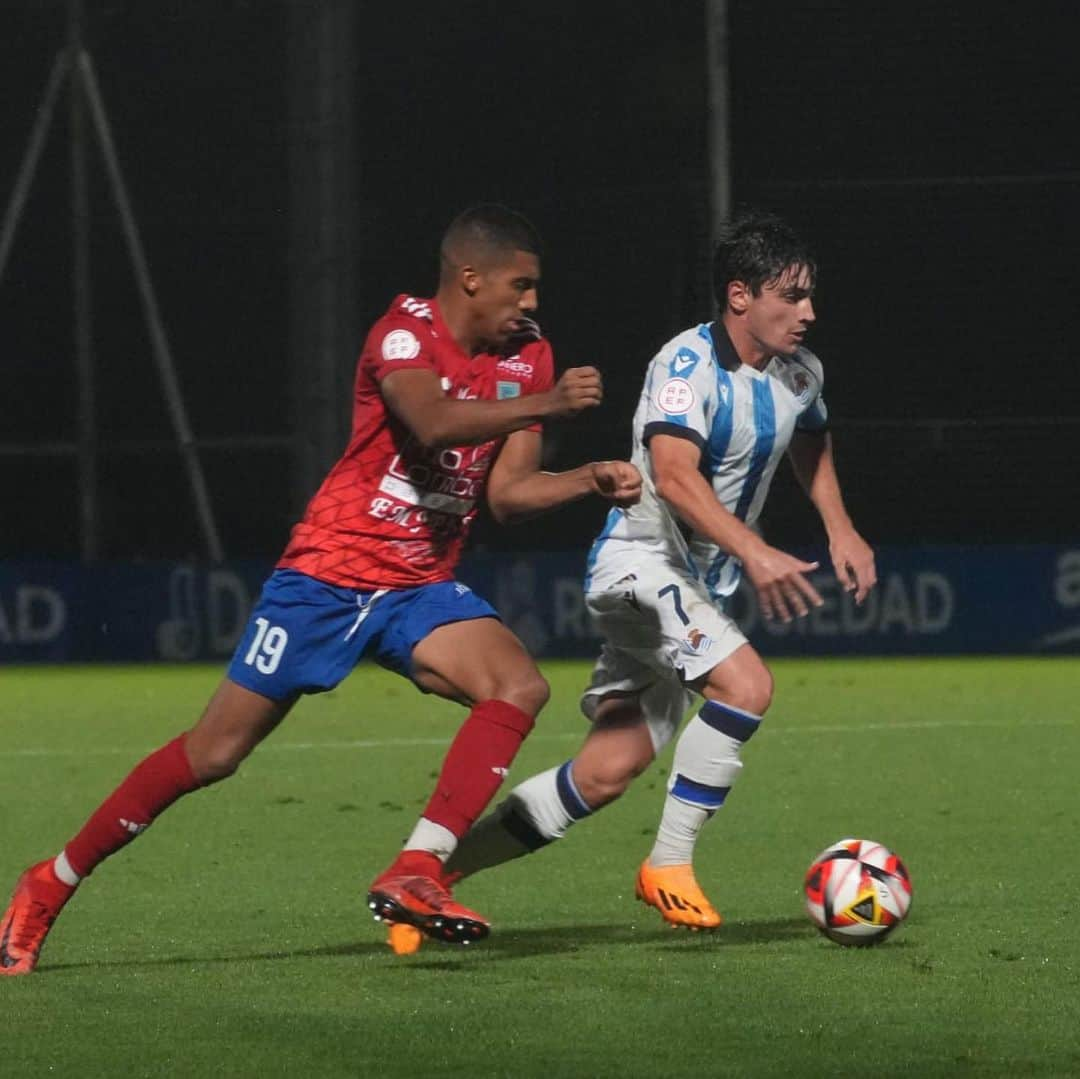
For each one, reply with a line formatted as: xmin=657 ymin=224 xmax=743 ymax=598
xmin=727 ymin=280 xmax=750 ymax=315
xmin=461 ymin=266 xmax=481 ymax=297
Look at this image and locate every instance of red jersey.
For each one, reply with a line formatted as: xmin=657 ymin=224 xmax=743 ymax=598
xmin=277 ymin=294 xmax=555 ymax=589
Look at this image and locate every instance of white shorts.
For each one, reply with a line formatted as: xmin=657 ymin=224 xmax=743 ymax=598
xmin=579 ymin=558 xmax=748 ymax=751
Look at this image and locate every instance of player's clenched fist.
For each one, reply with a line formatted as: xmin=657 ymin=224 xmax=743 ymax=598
xmin=590 ymin=460 xmax=642 ymax=507
xmin=547 ymin=366 xmax=603 ymax=417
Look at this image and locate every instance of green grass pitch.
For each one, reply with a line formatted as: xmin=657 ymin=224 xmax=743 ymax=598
xmin=2 ymin=658 xmax=1079 ymax=1077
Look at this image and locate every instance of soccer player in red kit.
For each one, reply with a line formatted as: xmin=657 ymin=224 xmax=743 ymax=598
xmin=0 ymin=204 xmax=641 ymax=973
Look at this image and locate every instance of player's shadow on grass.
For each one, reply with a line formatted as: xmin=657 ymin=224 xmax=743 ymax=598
xmin=489 ymin=917 xmax=811 ymax=955
xmin=380 ymin=916 xmax=814 ymax=968
xmin=40 ymin=917 xmax=811 ymax=974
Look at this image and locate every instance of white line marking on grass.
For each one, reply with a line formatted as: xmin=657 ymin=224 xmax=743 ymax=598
xmin=1 ymin=717 xmax=1075 ymax=760
xmin=769 ymin=717 xmax=1080 ymax=736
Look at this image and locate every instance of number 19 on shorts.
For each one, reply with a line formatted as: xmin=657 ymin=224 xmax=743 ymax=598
xmin=243 ymin=617 xmax=289 ymax=674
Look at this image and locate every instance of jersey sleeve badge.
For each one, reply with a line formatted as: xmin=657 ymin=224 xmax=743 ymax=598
xmin=381 ymin=329 xmax=422 ymax=361
xmin=655 ymin=377 xmax=695 ymax=415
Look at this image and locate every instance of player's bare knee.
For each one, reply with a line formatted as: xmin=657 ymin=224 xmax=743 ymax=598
xmin=186 ymin=741 xmax=248 ymax=784
xmin=495 ymin=670 xmax=550 ymax=717
xmin=705 ymin=667 xmax=773 ymax=716
xmin=726 ymin=672 xmax=773 ymax=716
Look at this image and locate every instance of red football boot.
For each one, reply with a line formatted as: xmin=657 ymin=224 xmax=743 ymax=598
xmin=0 ymin=859 xmax=77 ymax=975
xmin=368 ymin=853 xmax=488 ymax=945
xmin=381 ymin=866 xmax=469 ymax=954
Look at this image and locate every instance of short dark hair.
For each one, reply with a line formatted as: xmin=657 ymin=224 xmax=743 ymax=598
xmin=440 ymin=204 xmax=542 ymax=270
xmin=712 ymin=210 xmax=816 ymax=311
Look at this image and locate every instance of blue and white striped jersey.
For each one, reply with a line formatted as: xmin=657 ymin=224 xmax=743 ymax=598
xmin=585 ymin=321 xmax=828 ymax=601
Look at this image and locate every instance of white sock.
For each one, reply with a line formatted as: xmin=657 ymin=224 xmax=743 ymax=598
xmin=515 ymin=761 xmax=593 ymax=839
xmin=53 ymin=850 xmax=82 ymax=887
xmin=446 ymin=762 xmax=594 ymax=878
xmin=649 ymin=700 xmax=761 ymax=867
xmin=402 ymin=818 xmax=459 ymax=863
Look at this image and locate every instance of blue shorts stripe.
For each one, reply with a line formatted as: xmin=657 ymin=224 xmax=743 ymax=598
xmin=670 ymin=773 xmax=730 ymax=810
xmin=555 ymin=761 xmax=593 ymax=821
xmin=699 ymin=700 xmax=761 ymax=743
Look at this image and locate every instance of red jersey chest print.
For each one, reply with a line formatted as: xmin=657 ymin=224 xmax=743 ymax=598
xmin=277 ymin=295 xmax=554 ymax=589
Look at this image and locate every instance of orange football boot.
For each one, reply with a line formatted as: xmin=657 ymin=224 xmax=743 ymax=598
xmin=635 ymin=860 xmax=722 ymax=930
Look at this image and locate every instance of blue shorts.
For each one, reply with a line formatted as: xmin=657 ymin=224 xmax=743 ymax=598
xmin=226 ymin=569 xmax=500 ymax=701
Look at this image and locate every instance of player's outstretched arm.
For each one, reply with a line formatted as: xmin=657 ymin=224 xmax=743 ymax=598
xmin=486 ymin=429 xmax=641 ymax=524
xmin=650 ymin=434 xmax=822 ymax=623
xmin=787 ymin=430 xmax=877 ymax=604
xmin=381 ymin=366 xmax=603 ymax=450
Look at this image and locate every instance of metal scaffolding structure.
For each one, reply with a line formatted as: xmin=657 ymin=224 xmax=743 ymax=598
xmin=705 ymin=0 xmax=732 ymax=248
xmin=287 ymin=0 xmax=358 ymax=510
xmin=0 ymin=0 xmax=224 ymax=561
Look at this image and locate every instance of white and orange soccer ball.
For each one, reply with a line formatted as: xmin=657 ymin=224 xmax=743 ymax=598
xmin=804 ymin=838 xmax=912 ymax=946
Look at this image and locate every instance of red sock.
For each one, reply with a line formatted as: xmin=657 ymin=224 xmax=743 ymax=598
xmin=64 ymin=735 xmax=201 ymax=878
xmin=420 ymin=699 xmax=534 ymax=839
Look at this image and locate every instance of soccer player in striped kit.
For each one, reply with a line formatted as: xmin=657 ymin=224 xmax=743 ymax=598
xmin=440 ymin=210 xmax=877 ymax=932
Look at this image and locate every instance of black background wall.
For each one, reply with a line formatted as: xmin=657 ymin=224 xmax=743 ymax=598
xmin=2 ymin=2 xmax=1078 ymax=560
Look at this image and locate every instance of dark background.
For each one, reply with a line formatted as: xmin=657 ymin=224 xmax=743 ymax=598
xmin=3 ymin=1 xmax=1079 ymax=561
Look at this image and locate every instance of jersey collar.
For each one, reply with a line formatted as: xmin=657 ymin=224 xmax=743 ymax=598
xmin=704 ymin=320 xmax=741 ymax=372
xmin=706 ymin=319 xmax=775 ymax=380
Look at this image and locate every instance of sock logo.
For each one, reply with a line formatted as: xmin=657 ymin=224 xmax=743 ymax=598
xmin=119 ymin=818 xmax=148 ymax=836
xmin=490 ymin=766 xmax=509 ymax=778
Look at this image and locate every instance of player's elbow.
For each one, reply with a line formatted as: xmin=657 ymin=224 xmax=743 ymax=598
xmin=494 ymin=508 xmax=534 ymax=527
xmin=487 ymin=479 xmax=534 ymax=525
xmin=410 ymin=420 xmax=455 ymax=451
xmin=652 ymin=470 xmax=684 ymax=506
xmin=395 ymin=401 xmax=458 ymax=450
xmin=487 ymin=499 xmax=513 ymax=526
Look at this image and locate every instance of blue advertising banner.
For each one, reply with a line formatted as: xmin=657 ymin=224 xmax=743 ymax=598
xmin=459 ymin=545 xmax=1080 ymax=659
xmin=1 ymin=546 xmax=1079 ymax=664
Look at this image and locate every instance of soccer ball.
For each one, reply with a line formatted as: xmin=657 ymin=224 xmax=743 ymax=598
xmin=804 ymin=838 xmax=912 ymax=946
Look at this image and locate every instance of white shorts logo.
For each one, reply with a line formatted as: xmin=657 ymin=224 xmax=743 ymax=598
xmin=382 ymin=329 xmax=421 ymax=361
xmin=656 ymin=377 xmax=694 ymax=415
xmin=681 ymin=628 xmax=714 ymax=655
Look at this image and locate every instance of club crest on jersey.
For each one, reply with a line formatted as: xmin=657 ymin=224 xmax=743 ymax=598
xmin=681 ymin=628 xmax=713 ymax=655
xmin=382 ymin=329 xmax=421 ymax=361
xmin=790 ymin=368 xmax=817 ymax=404
xmin=497 ymin=380 xmax=522 ymax=399
xmin=656 ymin=377 xmax=695 ymax=415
